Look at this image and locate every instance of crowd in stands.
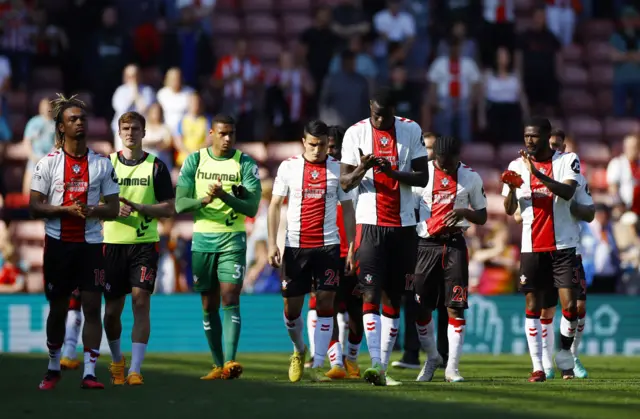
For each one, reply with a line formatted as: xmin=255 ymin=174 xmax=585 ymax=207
xmin=0 ymin=0 xmax=640 ymax=297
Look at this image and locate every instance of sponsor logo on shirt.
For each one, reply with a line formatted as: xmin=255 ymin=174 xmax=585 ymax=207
xmin=196 ymin=170 xmax=240 ymax=182
xmin=118 ymin=176 xmax=151 ymax=186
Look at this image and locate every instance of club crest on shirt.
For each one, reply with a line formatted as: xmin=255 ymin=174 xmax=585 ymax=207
xmin=441 ymin=177 xmax=449 ymax=187
xmin=539 ymin=167 xmax=546 ymax=175
xmin=72 ymin=164 xmax=81 ymax=174
xmin=310 ymin=170 xmax=319 ymax=180
xmin=379 ymin=137 xmax=389 ymax=147
xmin=520 ymin=275 xmax=527 ymax=285
xmin=364 ymin=274 xmax=373 ymax=284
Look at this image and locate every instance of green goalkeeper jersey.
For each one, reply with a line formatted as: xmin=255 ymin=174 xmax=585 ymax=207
xmin=175 ymin=147 xmax=261 ymax=253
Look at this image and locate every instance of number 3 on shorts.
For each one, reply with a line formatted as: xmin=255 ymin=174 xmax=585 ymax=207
xmin=232 ymin=264 xmax=246 ymax=280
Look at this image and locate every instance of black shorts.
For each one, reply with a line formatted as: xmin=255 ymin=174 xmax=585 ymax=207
xmin=281 ymin=245 xmax=341 ymax=298
xmin=103 ymin=243 xmax=159 ymax=299
xmin=519 ymin=248 xmax=578 ymax=294
xmin=355 ymin=224 xmax=417 ymax=302
xmin=541 ymin=255 xmax=587 ymax=309
xmin=412 ymin=234 xmax=469 ymax=309
xmin=43 ymin=235 xmax=105 ymax=300
xmin=336 ymin=256 xmax=361 ymax=310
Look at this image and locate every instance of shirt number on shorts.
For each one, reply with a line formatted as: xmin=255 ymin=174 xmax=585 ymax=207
xmin=232 ymin=264 xmax=246 ymax=280
xmin=140 ymin=266 xmax=156 ymax=283
xmin=324 ymin=269 xmax=340 ymax=286
xmin=94 ymin=269 xmax=105 ymax=287
xmin=451 ymin=286 xmax=468 ymax=303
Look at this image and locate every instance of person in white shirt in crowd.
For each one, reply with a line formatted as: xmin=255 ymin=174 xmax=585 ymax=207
xmin=607 ymin=134 xmax=640 ymax=215
xmin=22 ymin=98 xmax=56 ymax=195
xmin=143 ymin=103 xmax=174 ymax=170
xmin=112 ymin=64 xmax=156 ymax=150
xmin=423 ymin=38 xmax=483 ymax=144
xmin=156 ymin=67 xmax=194 ymax=136
xmin=374 ymin=0 xmax=416 ymax=53
xmin=545 ymin=0 xmax=578 ymax=46
xmin=585 ymin=204 xmax=621 ymax=294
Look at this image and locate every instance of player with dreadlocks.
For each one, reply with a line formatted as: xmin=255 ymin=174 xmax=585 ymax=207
xmin=30 ymin=94 xmax=120 ymax=390
xmin=410 ymin=135 xmax=487 ymax=383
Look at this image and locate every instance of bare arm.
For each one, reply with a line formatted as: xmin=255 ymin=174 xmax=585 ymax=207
xmin=88 ymin=193 xmax=119 ymax=220
xmin=340 ymin=199 xmax=356 ymax=254
xmin=267 ymin=195 xmax=285 ymax=248
xmin=340 ymin=163 xmax=368 ymax=193
xmin=570 ymin=201 xmax=595 ymax=223
xmin=29 ymin=191 xmax=72 ymax=218
xmin=514 ymin=206 xmax=523 ymax=224
xmin=503 ymin=187 xmax=518 ymax=216
xmin=135 ymin=199 xmax=176 ymax=219
xmin=459 ymin=208 xmax=488 ymax=226
xmin=380 ymin=156 xmax=430 ymax=188
xmin=532 ymin=169 xmax=577 ymax=201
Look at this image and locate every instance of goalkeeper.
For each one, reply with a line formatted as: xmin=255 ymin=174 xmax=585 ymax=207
xmin=175 ymin=114 xmax=262 ymax=380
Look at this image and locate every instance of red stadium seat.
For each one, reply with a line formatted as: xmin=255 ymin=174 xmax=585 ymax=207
xmin=561 ymin=44 xmax=583 ymax=63
xmin=4 ymin=141 xmax=29 ymax=161
xmin=577 ymin=142 xmax=611 ymax=166
xmin=75 ymin=91 xmax=94 ymax=112
xmin=10 ymin=221 xmax=45 ymax=243
xmin=561 ymin=65 xmax=588 ymax=87
xmin=567 ymin=116 xmax=603 ymax=142
xmin=87 ymin=140 xmax=114 ymax=156
xmin=212 ymin=13 xmax=242 ymax=36
xmin=216 ymin=0 xmax=238 ymax=12
xmin=560 ymin=90 xmax=596 ymax=115
xmin=29 ymin=89 xmax=58 ymax=114
xmin=282 ymin=13 xmax=313 ymax=37
xmin=245 ymin=14 xmax=279 ymax=36
xmin=215 ymin=37 xmax=238 ymax=56
xmin=1 ymin=164 xmax=25 ymax=193
xmin=277 ymin=0 xmax=312 ymax=12
xmin=588 ymin=65 xmax=613 ymax=88
xmin=237 ymin=142 xmax=268 ymax=162
xmin=31 ymin=67 xmax=63 ymax=90
xmin=604 ymin=117 xmax=640 ymax=143
xmin=497 ymin=143 xmax=522 ymax=165
xmin=585 ymin=42 xmax=612 ymax=64
xmin=460 ymin=142 xmax=496 ymax=165
xmin=473 ymin=166 xmax=502 ymax=193
xmin=7 ymin=91 xmax=27 ymax=114
xmin=579 ymin=20 xmax=614 ymax=43
xmin=248 ymin=39 xmax=283 ymax=62
xmin=244 ymin=0 xmax=275 ymax=12
xmin=588 ymin=166 xmax=608 ymax=191
xmin=87 ymin=117 xmax=110 ymax=138
xmin=266 ymin=141 xmax=304 ymax=161
xmin=9 ymin=114 xmax=27 ymax=139
xmin=514 ymin=0 xmax=535 ymax=13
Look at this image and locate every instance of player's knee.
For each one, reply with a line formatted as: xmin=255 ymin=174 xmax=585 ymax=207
xmin=381 ymin=304 xmax=400 ymax=319
xmin=361 ymin=289 xmax=380 ymax=306
xmin=49 ymin=297 xmax=70 ymax=320
xmin=561 ymin=300 xmax=577 ymax=318
xmin=131 ymin=292 xmax=150 ymax=314
xmin=540 ymin=307 xmax=555 ymax=320
xmin=447 ymin=307 xmax=464 ymax=319
xmin=221 ymin=291 xmax=240 ymax=307
xmin=524 ymin=293 xmax=540 ymax=313
xmin=577 ymin=301 xmax=586 ymax=317
xmin=315 ymin=290 xmax=335 ymax=313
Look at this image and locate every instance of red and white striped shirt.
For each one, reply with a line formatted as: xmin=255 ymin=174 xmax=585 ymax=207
xmin=501 ymin=152 xmax=582 ymax=252
xmin=273 ymin=155 xmax=355 ymax=248
xmin=341 ymin=117 xmax=427 ymax=227
xmin=213 ymin=55 xmax=263 ymax=113
xmin=415 ymin=161 xmax=486 ymax=238
xmin=483 ymin=0 xmax=515 ymax=23
xmin=31 ymin=149 xmax=120 ymax=243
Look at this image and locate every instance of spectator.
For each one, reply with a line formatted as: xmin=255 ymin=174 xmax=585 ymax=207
xmin=319 ymin=50 xmax=370 ymax=128
xmin=484 ymin=46 xmax=529 ymax=145
xmin=143 ymin=103 xmax=174 ymax=170
xmin=112 ymin=64 xmax=156 ymax=149
xmin=607 ymin=134 xmax=640 ymax=213
xmin=213 ymin=38 xmax=262 ymax=142
xmin=175 ymin=0 xmax=216 ymax=35
xmin=89 ymin=6 xmax=133 ymax=119
xmin=0 ymin=0 xmax=36 ymax=89
xmin=583 ymin=204 xmax=620 ymax=293
xmin=301 ymin=6 xmax=341 ymax=107
xmin=328 ymin=35 xmax=378 ymax=82
xmin=373 ymin=0 xmax=416 ymax=59
xmin=174 ymin=92 xmax=211 ymax=167
xmin=481 ymin=0 xmax=516 ymax=66
xmin=0 ymin=53 xmax=10 ymax=104
xmin=545 ymin=0 xmax=580 ymax=46
xmin=515 ymin=7 xmax=562 ymax=115
xmin=424 ymin=38 xmax=482 ymax=144
xmin=0 ymin=244 xmax=24 ymax=293
xmin=265 ymin=51 xmax=315 ymax=142
xmin=22 ymin=98 xmax=55 ymax=195
xmin=471 ymin=223 xmax=519 ymax=295
xmin=0 ymin=98 xmax=12 ymax=157
xmin=610 ymin=7 xmax=640 ymax=117
xmin=436 ymin=21 xmax=479 ymax=62
xmin=32 ymin=9 xmax=68 ymax=67
xmin=157 ymin=67 xmax=194 ymax=135
xmin=332 ymin=0 xmax=371 ymax=43
xmin=389 ymin=64 xmax=421 ymax=122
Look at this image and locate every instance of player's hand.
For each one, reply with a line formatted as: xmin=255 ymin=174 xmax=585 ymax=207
xmin=268 ymin=245 xmax=281 ymax=268
xmin=443 ymin=209 xmax=467 ymax=227
xmin=358 ymin=148 xmax=377 ymax=170
xmin=345 ymin=251 xmax=356 ymax=276
xmin=119 ymin=197 xmax=141 ymax=216
xmin=232 ymin=184 xmax=248 ymax=199
xmin=374 ymin=157 xmax=392 ymax=174
xmin=518 ymin=150 xmax=537 ymax=176
xmin=208 ymin=180 xmax=225 ymax=198
xmin=68 ymin=198 xmax=88 ymax=218
xmin=501 ymin=169 xmax=524 ymax=189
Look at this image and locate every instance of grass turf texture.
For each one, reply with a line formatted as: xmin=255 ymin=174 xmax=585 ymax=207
xmin=1 ymin=354 xmax=639 ymax=419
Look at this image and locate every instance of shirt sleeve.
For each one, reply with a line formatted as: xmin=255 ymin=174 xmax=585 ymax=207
xmin=176 ymin=152 xmax=198 ymax=189
xmin=606 ymin=158 xmax=620 ymax=186
xmin=409 ymin=124 xmax=428 ymax=161
xmin=501 ymin=160 xmax=519 ymax=197
xmin=427 ymin=59 xmax=442 ymax=83
xmin=152 ymin=157 xmax=175 ymax=202
xmin=467 ymin=59 xmax=481 ymax=83
xmin=469 ymin=173 xmax=487 ymax=210
xmin=574 ymin=180 xmax=594 ymax=206
xmin=23 ymin=117 xmax=38 ymax=140
xmin=403 ymin=14 xmax=416 ymax=38
xmin=240 ymin=154 xmax=262 ymax=193
xmin=561 ymin=153 xmax=581 ymax=183
xmin=31 ymin=156 xmax=51 ymax=194
xmin=272 ymin=160 xmax=289 ymax=197
xmin=338 ymin=185 xmax=356 ymax=202
xmin=101 ymin=158 xmax=120 ymax=196
xmin=340 ymin=126 xmax=360 ymax=167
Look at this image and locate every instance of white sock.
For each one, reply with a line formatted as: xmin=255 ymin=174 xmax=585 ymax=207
xmin=337 ymin=311 xmax=349 ymax=352
xmin=571 ymin=315 xmax=586 ymax=358
xmin=129 ymin=343 xmax=147 ymax=374
xmin=380 ymin=314 xmax=400 ymax=370
xmin=560 ymin=314 xmax=578 ymax=350
xmin=447 ymin=318 xmax=465 ymax=372
xmin=83 ymin=348 xmax=99 ymax=378
xmin=284 ymin=312 xmax=306 ymax=354
xmin=525 ymin=317 xmax=544 ymax=372
xmin=312 ymin=316 xmax=334 ymax=368
xmin=47 ymin=342 xmax=62 ymax=371
xmin=328 ymin=340 xmax=344 ymax=367
xmin=108 ymin=339 xmax=122 ymax=362
xmin=363 ymin=312 xmax=382 ymax=366
xmin=62 ymin=310 xmax=82 ymax=360
xmin=346 ymin=337 xmax=361 ymax=362
xmin=306 ymin=310 xmax=317 ymax=357
xmin=541 ymin=318 xmax=555 ymax=371
xmin=416 ymin=319 xmax=438 ymax=359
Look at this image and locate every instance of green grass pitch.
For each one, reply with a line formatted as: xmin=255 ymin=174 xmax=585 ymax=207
xmin=1 ymin=354 xmax=639 ymax=419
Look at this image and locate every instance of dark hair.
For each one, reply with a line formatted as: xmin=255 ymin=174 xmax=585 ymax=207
xmin=371 ymin=86 xmax=397 ymax=108
xmin=341 ymin=50 xmax=355 ymax=62
xmin=118 ymin=111 xmax=146 ymax=130
xmin=304 ymin=119 xmax=329 ymax=138
xmin=550 ymin=128 xmax=565 ymax=139
xmin=423 ymin=131 xmax=437 ymax=139
xmin=51 ymin=93 xmax=87 ymax=149
xmin=434 ymin=135 xmax=461 ymax=156
xmin=525 ymin=116 xmax=552 ymax=134
xmin=328 ymin=125 xmax=346 ymax=147
xmin=212 ymin=114 xmax=236 ymax=126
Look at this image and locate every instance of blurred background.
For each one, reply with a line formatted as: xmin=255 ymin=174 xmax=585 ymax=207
xmin=0 ymin=0 xmax=639 ymax=304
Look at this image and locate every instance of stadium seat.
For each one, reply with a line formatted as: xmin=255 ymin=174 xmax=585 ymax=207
xmin=497 ymin=143 xmax=522 ymax=165
xmin=248 ymin=39 xmax=283 ymax=62
xmin=237 ymin=142 xmax=268 ymax=162
xmin=281 ymin=13 xmax=314 ymax=37
xmin=9 ymin=114 xmax=27 ymax=139
xmin=216 ymin=0 xmax=238 ymax=11
xmin=245 ymin=14 xmax=280 ymax=36
xmin=244 ymin=0 xmax=275 ymax=12
xmin=277 ymin=0 xmax=312 ymax=12
xmin=577 ymin=141 xmax=611 ymax=166
xmin=212 ymin=13 xmax=242 ymax=36
xmin=460 ymin=142 xmax=496 ymax=165
xmin=266 ymin=141 xmax=304 ymax=161
xmin=588 ymin=65 xmax=613 ymax=88
xmin=588 ymin=166 xmax=608 ymax=191
xmin=31 ymin=67 xmax=63 ymax=90
xmin=19 ymin=245 xmax=44 ymax=269
xmin=4 ymin=141 xmax=29 ymax=161
xmin=560 ymin=90 xmax=595 ymax=115
xmin=87 ymin=140 xmax=114 ymax=155
xmin=87 ymin=117 xmax=110 ymax=138
xmin=579 ymin=20 xmax=614 ymax=42
xmin=585 ymin=42 xmax=612 ymax=64
xmin=567 ymin=116 xmax=603 ymax=142
xmin=561 ymin=65 xmax=588 ymax=87
xmin=604 ymin=117 xmax=640 ymax=142
xmin=215 ymin=37 xmax=238 ymax=56
xmin=30 ymin=89 xmax=58 ymax=113
xmin=75 ymin=91 xmax=94 ymax=112
xmin=473 ymin=166 xmax=502 ymax=193
xmin=561 ymin=44 xmax=583 ymax=63
xmin=7 ymin=91 xmax=27 ymax=114
xmin=10 ymin=220 xmax=45 ymax=243
xmin=514 ymin=0 xmax=535 ymax=13
xmin=1 ymin=164 xmax=25 ymax=193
